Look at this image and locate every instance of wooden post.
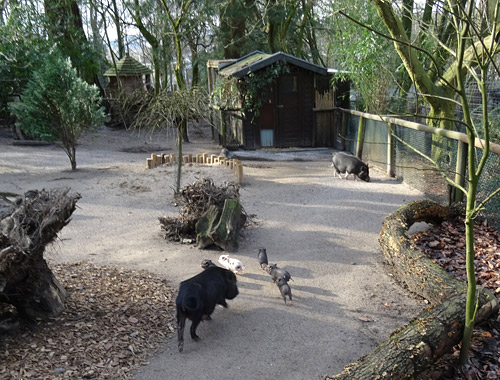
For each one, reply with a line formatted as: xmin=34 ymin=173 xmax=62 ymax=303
xmin=356 ymin=117 xmax=366 ymax=159
xmin=164 ymin=154 xmax=170 ymax=165
xmin=211 ymin=154 xmax=217 ymax=164
xmin=454 ymin=141 xmax=467 ymax=203
xmin=196 ymin=154 xmax=201 ymax=163
xmin=340 ymin=111 xmax=348 ymax=151
xmin=387 ymin=123 xmax=395 ymax=177
xmin=151 ymin=154 xmax=157 ymax=168
xmin=183 ymin=155 xmax=189 ymax=164
xmin=236 ymin=163 xmax=243 ymax=184
xmin=170 ymin=153 xmax=176 ymax=163
xmin=188 ymin=154 xmax=193 ymax=163
xmin=202 ymin=153 xmax=208 ymax=164
xmin=147 ymin=158 xmax=153 ymax=169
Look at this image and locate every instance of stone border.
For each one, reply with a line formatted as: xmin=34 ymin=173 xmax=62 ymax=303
xmin=327 ymin=200 xmax=499 ymax=380
xmin=146 ymin=152 xmax=243 ymax=184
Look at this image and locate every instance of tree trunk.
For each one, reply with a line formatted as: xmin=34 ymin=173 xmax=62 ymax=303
xmin=195 ymin=205 xmax=221 ymax=249
xmin=195 ymin=199 xmax=246 ymax=252
xmin=378 ymin=200 xmax=464 ymax=304
xmin=327 ymin=290 xmax=498 ymax=380
xmin=327 ymin=200 xmax=499 ymax=379
xmin=0 ymin=188 xmax=80 ymax=320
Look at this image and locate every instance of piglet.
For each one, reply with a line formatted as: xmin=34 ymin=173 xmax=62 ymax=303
xmin=257 ymin=247 xmax=269 ymax=268
xmin=266 ymin=264 xmax=292 ymax=283
xmin=218 ymin=254 xmax=244 ymax=274
xmin=332 ymin=152 xmax=370 ymax=182
xmin=277 ymin=277 xmax=292 ymax=304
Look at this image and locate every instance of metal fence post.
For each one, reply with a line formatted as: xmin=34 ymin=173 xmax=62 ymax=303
xmin=454 ymin=140 xmax=467 ymax=202
xmin=356 ymin=117 xmax=366 ymax=159
xmin=387 ymin=123 xmax=395 ymax=177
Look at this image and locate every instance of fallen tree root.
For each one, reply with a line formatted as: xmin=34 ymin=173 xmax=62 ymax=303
xmin=0 ymin=188 xmax=80 ymax=320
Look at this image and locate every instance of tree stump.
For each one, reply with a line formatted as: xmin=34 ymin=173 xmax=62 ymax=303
xmin=327 ymin=200 xmax=499 ymax=380
xmin=195 ymin=205 xmax=221 ymax=249
xmin=195 ymin=199 xmax=246 ymax=252
xmin=0 ymin=188 xmax=80 ymax=320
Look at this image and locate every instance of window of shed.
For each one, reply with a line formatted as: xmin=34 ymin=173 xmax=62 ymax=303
xmin=282 ymin=76 xmax=297 ymax=93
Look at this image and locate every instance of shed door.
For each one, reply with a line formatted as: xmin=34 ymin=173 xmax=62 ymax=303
xmin=277 ymin=74 xmax=300 ymax=147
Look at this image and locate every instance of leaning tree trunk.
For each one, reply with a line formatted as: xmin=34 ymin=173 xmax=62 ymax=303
xmin=0 ymin=188 xmax=80 ymax=320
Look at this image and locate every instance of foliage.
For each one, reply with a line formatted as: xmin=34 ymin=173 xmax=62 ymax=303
xmin=9 ymin=50 xmax=106 ymax=170
xmin=328 ymin=1 xmax=398 ymax=112
xmin=361 ymin=0 xmax=500 ymax=367
xmin=213 ymin=61 xmax=289 ymax=119
xmin=242 ymin=61 xmax=290 ymax=118
xmin=130 ymin=86 xmax=211 ymax=191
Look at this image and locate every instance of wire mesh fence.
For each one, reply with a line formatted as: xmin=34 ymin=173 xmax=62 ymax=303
xmin=343 ymin=111 xmax=500 ymax=230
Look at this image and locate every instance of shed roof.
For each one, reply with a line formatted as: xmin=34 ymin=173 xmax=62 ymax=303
xmin=218 ymin=51 xmax=328 ymax=78
xmin=103 ymin=54 xmax=152 ymax=76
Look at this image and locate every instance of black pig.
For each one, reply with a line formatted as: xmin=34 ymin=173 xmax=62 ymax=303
xmin=277 ymin=277 xmax=292 ymax=304
xmin=332 ymin=152 xmax=370 ymax=182
xmin=201 ymin=259 xmax=216 ymax=269
xmin=266 ymin=264 xmax=292 ymax=283
xmin=258 ymin=247 xmax=268 ymax=267
xmin=176 ymin=266 xmax=239 ymax=352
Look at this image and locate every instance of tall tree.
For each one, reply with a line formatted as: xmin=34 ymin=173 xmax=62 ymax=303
xmin=129 ymin=0 xmax=161 ymax=94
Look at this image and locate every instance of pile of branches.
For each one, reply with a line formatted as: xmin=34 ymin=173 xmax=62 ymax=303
xmin=159 ymin=178 xmax=240 ymax=242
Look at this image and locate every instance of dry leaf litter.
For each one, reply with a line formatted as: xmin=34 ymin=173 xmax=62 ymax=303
xmin=413 ymin=216 xmax=500 ymax=380
xmin=0 ymin=261 xmax=176 ymax=380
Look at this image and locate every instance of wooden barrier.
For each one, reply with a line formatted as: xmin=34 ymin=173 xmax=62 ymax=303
xmin=146 ymin=152 xmax=243 ymax=184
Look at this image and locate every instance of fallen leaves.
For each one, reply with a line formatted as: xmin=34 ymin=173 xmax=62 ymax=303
xmin=412 ymin=217 xmax=500 ymax=380
xmin=0 ymin=262 xmax=176 ymax=379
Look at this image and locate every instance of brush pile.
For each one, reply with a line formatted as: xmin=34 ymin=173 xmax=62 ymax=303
xmin=159 ymin=178 xmax=242 ymax=244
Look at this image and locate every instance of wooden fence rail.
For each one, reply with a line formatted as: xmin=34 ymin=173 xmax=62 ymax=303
xmin=337 ymin=107 xmax=500 ymax=203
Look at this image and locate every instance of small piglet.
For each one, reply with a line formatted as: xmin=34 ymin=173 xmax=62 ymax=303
xmin=277 ymin=277 xmax=292 ymax=304
xmin=176 ymin=266 xmax=239 ymax=352
xmin=257 ymin=247 xmax=268 ymax=268
xmin=218 ymin=254 xmax=244 ymax=274
xmin=266 ymin=264 xmax=292 ymax=283
xmin=332 ymin=152 xmax=370 ymax=182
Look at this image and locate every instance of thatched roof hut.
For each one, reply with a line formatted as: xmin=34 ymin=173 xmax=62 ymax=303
xmin=104 ymin=54 xmax=152 ymax=94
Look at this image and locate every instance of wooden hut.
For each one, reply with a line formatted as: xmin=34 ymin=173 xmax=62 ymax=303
xmin=208 ymin=51 xmax=349 ymax=149
xmin=103 ymin=54 xmax=152 ymax=95
xmin=103 ymin=54 xmax=152 ymax=128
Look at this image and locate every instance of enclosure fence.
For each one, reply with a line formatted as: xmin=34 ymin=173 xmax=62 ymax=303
xmin=338 ymin=108 xmax=500 ymax=230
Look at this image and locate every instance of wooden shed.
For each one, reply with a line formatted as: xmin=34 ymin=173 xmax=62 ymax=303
xmin=208 ymin=51 xmax=349 ymax=149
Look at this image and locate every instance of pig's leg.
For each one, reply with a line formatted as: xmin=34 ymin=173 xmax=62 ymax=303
xmin=190 ymin=318 xmax=202 ymax=341
xmin=177 ymin=311 xmax=186 ymax=352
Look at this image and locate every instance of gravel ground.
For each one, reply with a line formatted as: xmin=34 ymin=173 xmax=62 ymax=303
xmin=0 ymin=123 xmax=427 ymax=379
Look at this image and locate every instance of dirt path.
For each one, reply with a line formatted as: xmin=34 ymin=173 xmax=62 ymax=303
xmin=0 ymin=125 xmax=426 ymax=379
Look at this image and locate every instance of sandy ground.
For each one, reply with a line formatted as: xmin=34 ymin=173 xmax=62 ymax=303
xmin=0 ymin=124 xmax=427 ymax=379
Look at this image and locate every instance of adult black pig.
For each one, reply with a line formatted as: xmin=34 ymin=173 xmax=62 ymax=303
xmin=176 ymin=266 xmax=239 ymax=352
xmin=332 ymin=152 xmax=370 ymax=182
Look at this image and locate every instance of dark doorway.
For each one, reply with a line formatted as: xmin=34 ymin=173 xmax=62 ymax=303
xmin=276 ymin=74 xmax=300 ymax=147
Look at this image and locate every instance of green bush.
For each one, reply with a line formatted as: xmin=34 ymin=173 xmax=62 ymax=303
xmin=9 ymin=50 xmax=106 ymax=170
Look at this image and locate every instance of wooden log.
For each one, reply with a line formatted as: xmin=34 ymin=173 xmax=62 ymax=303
xmin=379 ymin=200 xmax=464 ymax=304
xmin=195 ymin=205 xmax=221 ymax=249
xmin=327 ymin=290 xmax=498 ymax=380
xmin=0 ymin=188 xmax=80 ymax=320
xmin=146 ymin=158 xmax=153 ymax=169
xmin=210 ymin=199 xmax=246 ymax=252
xmin=327 ymin=199 xmax=499 ymax=380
